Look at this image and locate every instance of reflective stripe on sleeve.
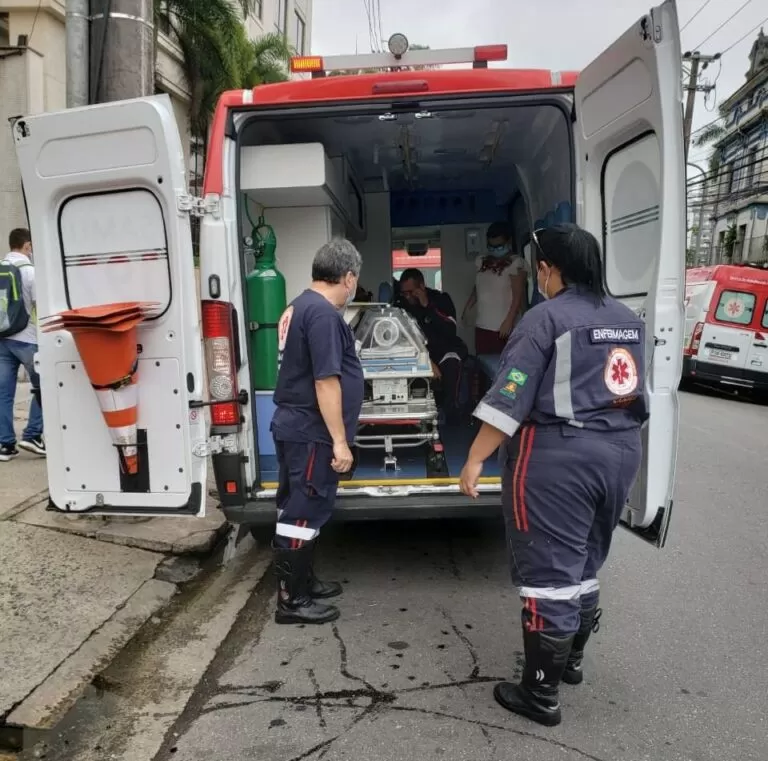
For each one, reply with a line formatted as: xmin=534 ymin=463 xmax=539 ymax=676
xmin=276 ymin=523 xmax=319 ymax=541
xmin=473 ymin=401 xmax=521 ymax=438
xmin=580 ymin=578 xmax=600 ymax=595
xmin=553 ymin=330 xmax=575 ymax=420
xmin=518 ymin=584 xmax=582 ymax=601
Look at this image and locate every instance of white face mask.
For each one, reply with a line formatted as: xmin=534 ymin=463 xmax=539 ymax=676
xmin=338 ymin=283 xmax=355 ymax=310
xmin=538 ymin=271 xmax=551 ymax=300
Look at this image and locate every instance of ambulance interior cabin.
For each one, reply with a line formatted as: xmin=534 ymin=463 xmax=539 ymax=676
xmin=238 ymin=99 xmax=573 ymax=484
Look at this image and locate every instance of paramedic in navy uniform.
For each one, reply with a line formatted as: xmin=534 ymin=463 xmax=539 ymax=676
xmin=270 ymin=238 xmax=364 ymax=626
xmin=459 ymin=224 xmax=648 ymax=727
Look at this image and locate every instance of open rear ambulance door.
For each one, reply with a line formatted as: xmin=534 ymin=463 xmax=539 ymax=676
xmin=574 ymin=0 xmax=685 ymax=547
xmin=13 ymin=95 xmax=208 ymax=516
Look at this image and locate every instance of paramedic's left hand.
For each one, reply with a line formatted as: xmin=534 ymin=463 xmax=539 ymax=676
xmin=499 ymin=313 xmax=515 ymax=340
xmin=431 ymin=361 xmax=442 ymax=379
xmin=459 ymin=459 xmax=483 ymax=499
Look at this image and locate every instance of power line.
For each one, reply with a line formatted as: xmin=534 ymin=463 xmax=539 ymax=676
xmin=721 ymin=14 xmax=768 ymax=55
xmin=28 ymin=0 xmax=43 ymax=45
xmin=681 ymin=0 xmax=715 ymax=33
xmin=694 ymin=0 xmax=755 ymax=50
xmin=374 ymin=0 xmax=384 ymax=50
xmin=685 ymin=154 xmax=766 ymax=192
xmin=690 ymin=113 xmax=727 ymax=138
xmin=361 ymin=0 xmax=377 ymax=52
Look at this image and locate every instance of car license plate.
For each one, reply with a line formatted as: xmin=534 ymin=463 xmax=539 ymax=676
xmin=709 ymin=349 xmax=732 ymax=361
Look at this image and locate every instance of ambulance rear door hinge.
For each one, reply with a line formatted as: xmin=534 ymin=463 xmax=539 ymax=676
xmin=176 ymin=193 xmax=219 ymax=217
xmin=192 ymin=434 xmax=239 ymax=458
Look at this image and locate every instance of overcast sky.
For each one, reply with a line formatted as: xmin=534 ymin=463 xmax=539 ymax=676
xmin=311 ymin=0 xmax=767 ymax=170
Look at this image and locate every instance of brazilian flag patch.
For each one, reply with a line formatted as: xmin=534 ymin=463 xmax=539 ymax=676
xmin=506 ymin=369 xmax=528 ymax=385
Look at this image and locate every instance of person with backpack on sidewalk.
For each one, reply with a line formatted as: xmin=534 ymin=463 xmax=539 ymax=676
xmin=0 ymin=228 xmax=45 ymax=461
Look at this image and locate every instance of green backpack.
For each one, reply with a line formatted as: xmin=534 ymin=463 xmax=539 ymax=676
xmin=0 ymin=259 xmax=32 ymax=339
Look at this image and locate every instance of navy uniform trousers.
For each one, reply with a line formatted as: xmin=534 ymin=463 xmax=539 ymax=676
xmin=500 ymin=423 xmax=642 ymax=637
xmin=274 ymin=440 xmax=340 ymax=549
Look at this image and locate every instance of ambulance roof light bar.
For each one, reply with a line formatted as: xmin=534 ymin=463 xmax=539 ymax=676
xmin=290 ymin=36 xmax=508 ymax=78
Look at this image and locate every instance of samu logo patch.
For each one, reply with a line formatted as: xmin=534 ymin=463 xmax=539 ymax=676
xmin=506 ymin=369 xmax=528 ymax=385
xmin=499 ymin=382 xmax=518 ymax=400
xmin=604 ymin=348 xmax=638 ymax=397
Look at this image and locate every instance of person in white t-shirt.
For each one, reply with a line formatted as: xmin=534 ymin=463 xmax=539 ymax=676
xmin=0 ymin=228 xmax=44 ymax=461
xmin=461 ymin=221 xmax=529 ymax=355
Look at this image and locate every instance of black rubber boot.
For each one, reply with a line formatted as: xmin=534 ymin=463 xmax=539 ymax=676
xmin=562 ymin=605 xmax=601 ymax=685
xmin=273 ymin=542 xmax=340 ymax=625
xmin=494 ymin=628 xmax=574 ymax=727
xmin=307 ymin=541 xmax=343 ymax=600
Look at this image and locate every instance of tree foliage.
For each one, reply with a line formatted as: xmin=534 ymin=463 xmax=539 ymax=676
xmin=155 ymin=0 xmax=291 ymax=139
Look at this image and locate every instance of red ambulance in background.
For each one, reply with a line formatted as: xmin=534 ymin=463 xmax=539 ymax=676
xmin=683 ymin=264 xmax=768 ymax=392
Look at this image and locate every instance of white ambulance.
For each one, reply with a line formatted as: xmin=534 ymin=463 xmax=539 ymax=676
xmin=14 ymin=1 xmax=685 ymax=549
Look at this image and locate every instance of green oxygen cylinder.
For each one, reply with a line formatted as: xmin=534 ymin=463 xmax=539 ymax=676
xmin=246 ymin=215 xmax=286 ymax=390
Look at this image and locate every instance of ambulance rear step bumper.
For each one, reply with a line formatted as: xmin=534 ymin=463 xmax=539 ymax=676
xmin=221 ymin=492 xmax=502 ymax=525
xmin=683 ymin=358 xmax=768 ymax=391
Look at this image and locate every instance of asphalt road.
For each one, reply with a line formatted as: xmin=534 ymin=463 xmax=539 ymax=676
xmin=156 ymin=390 xmax=768 ymax=761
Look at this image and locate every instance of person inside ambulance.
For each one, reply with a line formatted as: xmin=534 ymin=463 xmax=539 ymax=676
xmin=270 ymin=238 xmax=365 ymax=626
xmin=459 ymin=224 xmax=648 ymax=727
xmin=461 ymin=221 xmax=529 ymax=355
xmin=398 ymin=267 xmax=468 ymax=424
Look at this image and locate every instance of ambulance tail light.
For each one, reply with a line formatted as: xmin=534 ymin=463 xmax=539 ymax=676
xmin=690 ymin=321 xmax=704 ymax=354
xmin=202 ymin=300 xmax=240 ymax=428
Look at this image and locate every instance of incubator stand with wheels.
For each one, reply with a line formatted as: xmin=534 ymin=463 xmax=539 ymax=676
xmin=347 ymin=304 xmax=446 ymax=474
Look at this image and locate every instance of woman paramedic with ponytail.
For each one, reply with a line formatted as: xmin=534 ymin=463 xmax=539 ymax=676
xmin=459 ymin=224 xmax=648 ymax=728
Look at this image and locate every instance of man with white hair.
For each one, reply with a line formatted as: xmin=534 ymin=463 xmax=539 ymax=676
xmin=270 ymin=238 xmax=364 ymax=625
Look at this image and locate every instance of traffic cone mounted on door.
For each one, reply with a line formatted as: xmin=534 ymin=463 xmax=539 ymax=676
xmin=40 ymin=302 xmax=160 ymax=477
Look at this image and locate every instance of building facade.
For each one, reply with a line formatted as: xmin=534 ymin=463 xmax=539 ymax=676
xmin=708 ymin=30 xmax=768 ymax=265
xmin=0 ymin=0 xmax=311 ymax=239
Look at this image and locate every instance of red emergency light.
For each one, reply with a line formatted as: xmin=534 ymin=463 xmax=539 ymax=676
xmin=474 ymin=45 xmax=508 ymax=63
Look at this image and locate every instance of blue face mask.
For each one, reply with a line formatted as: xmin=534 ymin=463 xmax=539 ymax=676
xmin=487 ymin=243 xmax=511 ymax=258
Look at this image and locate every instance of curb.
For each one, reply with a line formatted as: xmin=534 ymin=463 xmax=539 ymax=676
xmin=5 ymin=579 xmax=177 ymax=731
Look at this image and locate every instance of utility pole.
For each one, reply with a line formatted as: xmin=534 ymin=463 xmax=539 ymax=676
xmin=90 ymin=0 xmax=154 ymax=103
xmin=687 ymin=162 xmax=708 ymax=266
xmin=682 ymin=51 xmax=720 ymax=160
xmin=66 ymin=0 xmax=90 ymax=107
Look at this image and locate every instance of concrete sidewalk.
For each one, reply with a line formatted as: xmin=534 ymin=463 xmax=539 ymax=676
xmin=0 ymin=384 xmax=229 ymax=738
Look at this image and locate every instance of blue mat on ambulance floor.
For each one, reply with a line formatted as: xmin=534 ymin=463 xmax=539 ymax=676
xmin=257 ymin=423 xmax=501 ymax=484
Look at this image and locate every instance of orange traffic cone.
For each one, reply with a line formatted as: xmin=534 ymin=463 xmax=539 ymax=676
xmin=41 ymin=302 xmax=157 ymax=476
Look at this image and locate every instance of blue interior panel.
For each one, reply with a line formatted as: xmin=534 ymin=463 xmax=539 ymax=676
xmin=258 ymin=424 xmax=501 ymax=484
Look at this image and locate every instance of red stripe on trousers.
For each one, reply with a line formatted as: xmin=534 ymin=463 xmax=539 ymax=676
xmin=517 ymin=426 xmax=536 ymax=533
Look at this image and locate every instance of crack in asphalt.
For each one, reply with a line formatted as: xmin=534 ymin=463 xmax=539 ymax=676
xmin=307 ymin=668 xmax=326 ymax=729
xmin=441 ymin=608 xmax=481 ymax=679
xmin=200 ymin=626 xmax=606 ymax=761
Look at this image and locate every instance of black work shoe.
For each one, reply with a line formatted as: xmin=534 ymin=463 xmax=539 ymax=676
xmin=494 ymin=629 xmax=574 ymax=727
xmin=0 ymin=444 xmax=18 ymax=462
xmin=562 ymin=606 xmax=601 ymax=686
xmin=494 ymin=681 xmax=562 ymax=727
xmin=307 ymin=541 xmax=343 ymax=599
xmin=308 ymin=569 xmax=343 ymax=599
xmin=273 ymin=542 xmax=340 ymax=625
xmin=19 ymin=437 xmax=46 ymax=456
